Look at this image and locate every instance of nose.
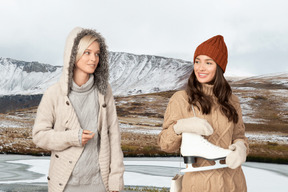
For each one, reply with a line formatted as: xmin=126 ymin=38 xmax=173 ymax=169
xmin=90 ymin=54 xmax=96 ymax=61
xmin=90 ymin=54 xmax=96 ymax=62
xmin=198 ymin=62 xmax=205 ymax=71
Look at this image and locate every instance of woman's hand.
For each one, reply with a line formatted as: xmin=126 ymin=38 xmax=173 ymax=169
xmin=173 ymin=117 xmax=214 ymax=136
xmin=226 ymin=140 xmax=247 ymax=169
xmin=81 ymin=130 xmax=95 ymax=146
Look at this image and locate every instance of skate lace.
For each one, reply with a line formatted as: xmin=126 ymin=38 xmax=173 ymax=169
xmin=200 ymin=136 xmax=223 ymax=150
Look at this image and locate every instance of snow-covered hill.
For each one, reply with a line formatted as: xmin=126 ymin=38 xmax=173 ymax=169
xmin=0 ymin=52 xmax=193 ymax=96
xmin=0 ymin=58 xmax=62 ymax=95
xmin=229 ymin=72 xmax=288 ymax=124
xmin=231 ymin=72 xmax=288 ymax=87
xmin=109 ymin=52 xmax=193 ymax=95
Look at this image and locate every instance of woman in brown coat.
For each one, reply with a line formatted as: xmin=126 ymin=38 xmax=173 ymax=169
xmin=158 ymin=35 xmax=249 ymax=192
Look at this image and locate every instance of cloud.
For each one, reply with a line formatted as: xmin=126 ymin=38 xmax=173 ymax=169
xmin=0 ymin=0 xmax=288 ymax=76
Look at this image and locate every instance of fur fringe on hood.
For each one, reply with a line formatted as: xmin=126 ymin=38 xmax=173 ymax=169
xmin=60 ymin=27 xmax=109 ymax=96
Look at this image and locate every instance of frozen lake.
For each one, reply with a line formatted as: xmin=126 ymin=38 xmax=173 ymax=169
xmin=0 ymin=154 xmax=288 ymax=191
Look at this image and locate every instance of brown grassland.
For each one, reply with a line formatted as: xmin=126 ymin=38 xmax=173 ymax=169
xmin=0 ymin=80 xmax=287 ymax=164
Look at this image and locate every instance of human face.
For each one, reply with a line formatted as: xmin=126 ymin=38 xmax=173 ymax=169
xmin=74 ymin=41 xmax=100 ymax=78
xmin=194 ymin=55 xmax=217 ymax=84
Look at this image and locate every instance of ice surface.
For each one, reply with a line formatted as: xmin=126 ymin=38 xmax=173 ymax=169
xmin=1 ymin=156 xmax=287 ymax=192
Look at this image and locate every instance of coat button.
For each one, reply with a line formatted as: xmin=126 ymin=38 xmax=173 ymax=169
xmin=66 ymin=101 xmax=70 ymax=105
xmin=102 ymin=103 xmax=107 ymax=108
xmin=55 ymin=154 xmax=59 ymax=158
xmin=65 ymin=128 xmax=70 ymax=131
xmin=59 ymin=183 xmax=63 ymax=186
xmin=47 ymin=176 xmax=50 ymax=180
xmin=69 ymin=161 xmax=72 ymax=164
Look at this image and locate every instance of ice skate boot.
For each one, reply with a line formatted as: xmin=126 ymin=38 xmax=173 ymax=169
xmin=180 ymin=132 xmax=232 ymax=172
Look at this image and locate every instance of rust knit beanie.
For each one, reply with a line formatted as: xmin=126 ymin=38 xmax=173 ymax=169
xmin=194 ymin=35 xmax=228 ymax=73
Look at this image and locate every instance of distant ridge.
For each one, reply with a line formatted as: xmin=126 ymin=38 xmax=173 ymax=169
xmin=0 ymin=52 xmax=193 ymax=96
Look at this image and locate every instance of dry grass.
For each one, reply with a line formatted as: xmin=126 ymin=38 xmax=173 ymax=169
xmin=1 ymin=126 xmax=287 ymax=163
xmin=0 ymin=127 xmax=50 ymax=155
xmin=124 ymin=186 xmax=169 ymax=192
xmin=248 ymin=143 xmax=288 ymax=163
xmin=121 ymin=132 xmax=165 ymax=157
xmin=0 ymin=88 xmax=287 ymax=163
xmin=231 ymin=79 xmax=288 ymax=124
xmin=245 ymin=123 xmax=288 ymax=133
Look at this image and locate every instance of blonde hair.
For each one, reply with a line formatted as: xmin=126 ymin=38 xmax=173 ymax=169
xmin=76 ymin=35 xmax=98 ymax=62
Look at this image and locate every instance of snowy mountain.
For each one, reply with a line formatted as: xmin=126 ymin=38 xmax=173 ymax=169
xmin=0 ymin=58 xmax=62 ymax=95
xmin=109 ymin=52 xmax=193 ymax=95
xmin=0 ymin=52 xmax=193 ymax=96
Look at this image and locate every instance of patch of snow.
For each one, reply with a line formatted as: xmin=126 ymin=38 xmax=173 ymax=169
xmin=270 ymin=89 xmax=288 ymax=97
xmin=120 ymin=123 xmax=161 ymax=135
xmin=271 ymin=80 xmax=288 ymax=85
xmin=115 ymin=100 xmax=128 ymax=104
xmin=233 ymin=87 xmax=257 ymax=91
xmin=246 ymin=133 xmax=288 ymax=144
xmin=243 ymin=116 xmax=267 ymax=124
xmin=0 ymin=120 xmax=26 ymax=128
xmin=127 ymin=129 xmax=161 ymax=135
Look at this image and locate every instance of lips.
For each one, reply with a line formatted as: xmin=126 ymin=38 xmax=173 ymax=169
xmin=198 ymin=73 xmax=208 ymax=78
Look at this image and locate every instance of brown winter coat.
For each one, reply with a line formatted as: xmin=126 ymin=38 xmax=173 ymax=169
xmin=158 ymin=85 xmax=249 ymax=192
xmin=32 ymin=27 xmax=124 ymax=192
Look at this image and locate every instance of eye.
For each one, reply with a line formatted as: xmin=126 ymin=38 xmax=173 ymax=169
xmin=84 ymin=51 xmax=90 ymax=55
xmin=207 ymin=62 xmax=212 ymax=65
xmin=195 ymin=60 xmax=199 ymax=64
xmin=95 ymin=53 xmax=100 ymax=57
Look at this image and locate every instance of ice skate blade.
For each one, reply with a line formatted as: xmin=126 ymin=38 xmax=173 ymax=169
xmin=181 ymin=160 xmax=228 ymax=173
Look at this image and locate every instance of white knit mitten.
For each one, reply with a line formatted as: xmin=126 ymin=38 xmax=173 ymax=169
xmin=226 ymin=140 xmax=247 ymax=169
xmin=173 ymin=117 xmax=214 ymax=136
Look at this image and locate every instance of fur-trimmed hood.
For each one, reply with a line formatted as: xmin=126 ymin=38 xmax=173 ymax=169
xmin=59 ymin=27 xmax=109 ymax=96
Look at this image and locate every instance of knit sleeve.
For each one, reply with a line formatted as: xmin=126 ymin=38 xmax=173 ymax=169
xmin=105 ymin=84 xmax=124 ymax=191
xmin=158 ymin=92 xmax=183 ymax=153
xmin=32 ymin=87 xmax=81 ymax=151
xmin=231 ymin=95 xmax=249 ymax=155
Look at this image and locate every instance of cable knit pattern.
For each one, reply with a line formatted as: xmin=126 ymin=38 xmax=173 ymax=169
xmin=64 ymin=75 xmax=105 ymax=191
xmin=158 ymin=84 xmax=249 ymax=192
xmin=33 ymin=27 xmax=124 ymax=192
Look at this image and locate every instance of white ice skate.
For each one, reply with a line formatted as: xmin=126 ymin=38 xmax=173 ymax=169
xmin=180 ymin=132 xmax=232 ymax=172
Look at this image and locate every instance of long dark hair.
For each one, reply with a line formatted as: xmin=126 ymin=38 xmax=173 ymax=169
xmin=186 ymin=65 xmax=238 ymax=123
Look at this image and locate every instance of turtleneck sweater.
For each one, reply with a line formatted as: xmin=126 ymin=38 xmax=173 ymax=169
xmin=201 ymin=83 xmax=214 ymax=96
xmin=65 ymin=75 xmax=106 ymax=192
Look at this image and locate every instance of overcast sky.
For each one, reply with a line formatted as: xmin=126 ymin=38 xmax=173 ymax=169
xmin=1 ymin=0 xmax=288 ymax=77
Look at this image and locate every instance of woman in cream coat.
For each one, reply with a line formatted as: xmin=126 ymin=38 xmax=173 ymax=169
xmin=33 ymin=27 xmax=124 ymax=192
